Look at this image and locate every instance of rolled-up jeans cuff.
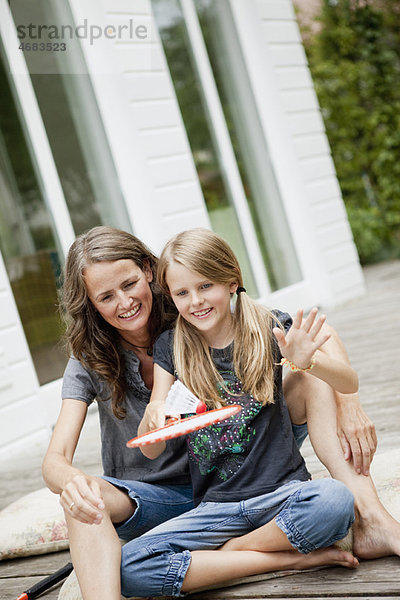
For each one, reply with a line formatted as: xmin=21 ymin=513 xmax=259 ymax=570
xmin=275 ymin=511 xmax=316 ymax=554
xmin=163 ymin=549 xmax=192 ymax=597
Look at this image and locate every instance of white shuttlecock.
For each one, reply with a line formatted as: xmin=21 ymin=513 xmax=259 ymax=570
xmin=165 ymin=380 xmax=207 ymax=415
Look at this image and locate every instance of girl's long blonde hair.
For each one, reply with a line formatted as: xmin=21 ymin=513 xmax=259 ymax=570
xmin=157 ymin=229 xmax=281 ymax=408
xmin=62 ymin=226 xmax=177 ymax=418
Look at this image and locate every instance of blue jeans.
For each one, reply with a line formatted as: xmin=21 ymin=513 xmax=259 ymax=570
xmin=101 ymin=478 xmax=194 ymax=540
xmin=103 ymin=423 xmax=308 ymax=540
xmin=120 ymin=477 xmax=354 ymax=597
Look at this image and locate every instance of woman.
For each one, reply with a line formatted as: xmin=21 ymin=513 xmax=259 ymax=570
xmin=43 ymin=226 xmax=193 ymax=600
xmin=42 ymin=226 xmax=398 ymax=600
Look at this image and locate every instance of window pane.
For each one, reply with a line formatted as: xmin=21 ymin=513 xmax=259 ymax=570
xmin=0 ymin=51 xmax=66 ymax=384
xmin=194 ymin=0 xmax=302 ymax=290
xmin=152 ymin=0 xmax=258 ymax=297
xmin=10 ymin=0 xmax=130 ymax=235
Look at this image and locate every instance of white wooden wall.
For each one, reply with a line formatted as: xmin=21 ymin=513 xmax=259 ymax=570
xmin=68 ymin=0 xmax=210 ymax=255
xmin=72 ymin=0 xmax=365 ymax=301
xmin=0 ymin=0 xmax=366 ymax=459
xmin=255 ymin=0 xmax=365 ymax=305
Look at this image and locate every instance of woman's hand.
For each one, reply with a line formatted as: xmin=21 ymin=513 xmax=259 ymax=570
xmin=317 ymin=325 xmax=373 ymax=471
xmin=273 ymin=308 xmax=330 ymax=369
xmin=59 ymin=470 xmax=105 ymax=525
xmin=336 ymin=393 xmax=378 ymax=475
xmin=42 ymin=398 xmax=108 ymax=524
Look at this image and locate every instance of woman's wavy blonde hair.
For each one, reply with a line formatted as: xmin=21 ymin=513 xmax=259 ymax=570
xmin=62 ymin=226 xmax=177 ymax=419
xmin=157 ymin=228 xmax=281 ymax=408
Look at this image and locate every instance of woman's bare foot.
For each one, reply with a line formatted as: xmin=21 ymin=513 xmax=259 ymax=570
xmin=293 ymin=546 xmax=359 ymax=570
xmin=353 ymin=507 xmax=400 ymax=559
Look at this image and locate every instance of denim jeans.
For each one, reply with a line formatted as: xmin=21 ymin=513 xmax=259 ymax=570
xmin=120 ymin=477 xmax=354 ymax=597
xmin=101 ymin=478 xmax=194 ymax=540
xmin=103 ymin=423 xmax=308 ymax=541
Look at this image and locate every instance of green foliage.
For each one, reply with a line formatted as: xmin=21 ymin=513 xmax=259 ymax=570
xmin=302 ymin=0 xmax=400 ymax=264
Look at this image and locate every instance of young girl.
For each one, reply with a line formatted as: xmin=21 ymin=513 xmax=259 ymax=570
xmin=120 ymin=228 xmax=359 ymax=598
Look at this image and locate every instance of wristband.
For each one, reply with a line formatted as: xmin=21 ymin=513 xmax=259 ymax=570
xmin=277 ymin=355 xmax=316 ymax=372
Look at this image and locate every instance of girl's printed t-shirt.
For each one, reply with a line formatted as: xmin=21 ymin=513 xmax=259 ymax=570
xmin=153 ymin=310 xmax=311 ymax=507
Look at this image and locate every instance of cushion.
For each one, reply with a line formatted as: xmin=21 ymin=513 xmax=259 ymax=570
xmin=0 ymin=487 xmax=68 ymax=560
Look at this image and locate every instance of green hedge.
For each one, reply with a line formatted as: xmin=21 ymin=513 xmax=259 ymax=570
xmin=301 ymin=0 xmax=400 ymax=264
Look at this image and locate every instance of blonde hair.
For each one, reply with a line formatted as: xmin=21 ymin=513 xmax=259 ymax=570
xmin=62 ymin=226 xmax=177 ymax=419
xmin=157 ymin=229 xmax=281 ymax=408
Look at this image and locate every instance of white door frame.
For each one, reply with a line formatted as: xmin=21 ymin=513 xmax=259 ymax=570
xmin=180 ymin=0 xmax=271 ymax=298
xmin=228 ymin=0 xmax=332 ymax=309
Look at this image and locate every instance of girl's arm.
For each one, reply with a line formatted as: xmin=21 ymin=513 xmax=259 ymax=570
xmin=42 ymin=399 xmax=105 ymax=525
xmin=138 ymin=364 xmax=175 ymax=460
xmin=273 ymin=308 xmax=358 ymax=394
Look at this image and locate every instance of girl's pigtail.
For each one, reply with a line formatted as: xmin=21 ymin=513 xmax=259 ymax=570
xmin=233 ymin=290 xmax=276 ymax=406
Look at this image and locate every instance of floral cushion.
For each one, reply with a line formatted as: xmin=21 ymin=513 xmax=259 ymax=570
xmin=369 ymin=448 xmax=400 ymax=516
xmin=0 ymin=487 xmax=68 ymax=560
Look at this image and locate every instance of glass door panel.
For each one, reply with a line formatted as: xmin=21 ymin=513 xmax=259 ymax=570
xmin=152 ymin=0 xmax=258 ymax=297
xmin=9 ymin=0 xmax=130 ymax=235
xmin=153 ymin=0 xmax=303 ymax=293
xmin=0 ymin=50 xmax=66 ymax=384
xmin=194 ymin=0 xmax=302 ymax=290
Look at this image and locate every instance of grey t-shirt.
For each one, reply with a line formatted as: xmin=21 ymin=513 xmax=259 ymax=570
xmin=62 ymin=349 xmax=190 ymax=484
xmin=153 ymin=311 xmax=311 ymax=506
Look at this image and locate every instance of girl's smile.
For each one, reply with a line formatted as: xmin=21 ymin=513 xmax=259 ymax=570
xmin=192 ymin=307 xmax=213 ymax=318
xmin=166 ymin=261 xmax=237 ymax=348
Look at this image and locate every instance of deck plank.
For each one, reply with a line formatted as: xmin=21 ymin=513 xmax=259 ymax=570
xmin=187 ymin=558 xmax=400 ymax=598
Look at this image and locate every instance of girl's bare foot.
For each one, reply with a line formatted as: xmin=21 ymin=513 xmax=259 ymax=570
xmin=293 ymin=546 xmax=359 ymax=570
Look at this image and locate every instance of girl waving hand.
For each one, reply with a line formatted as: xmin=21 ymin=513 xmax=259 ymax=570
xmin=122 ymin=229 xmax=359 ymax=598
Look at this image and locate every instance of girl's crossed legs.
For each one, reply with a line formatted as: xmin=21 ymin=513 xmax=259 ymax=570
xmin=120 ymin=478 xmax=355 ymax=597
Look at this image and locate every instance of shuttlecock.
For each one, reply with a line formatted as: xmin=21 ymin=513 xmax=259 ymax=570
xmin=165 ymin=380 xmax=207 ymax=415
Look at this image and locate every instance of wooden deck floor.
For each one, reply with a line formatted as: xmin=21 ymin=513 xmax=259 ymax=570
xmin=1 ymin=260 xmax=399 ymax=600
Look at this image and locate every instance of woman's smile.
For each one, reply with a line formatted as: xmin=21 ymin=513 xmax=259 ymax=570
xmin=119 ymin=304 xmax=142 ymax=320
xmin=84 ymin=259 xmax=153 ymax=340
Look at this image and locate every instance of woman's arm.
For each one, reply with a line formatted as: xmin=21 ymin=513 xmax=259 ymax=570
xmin=138 ymin=364 xmax=175 ymax=460
xmin=273 ymin=308 xmax=358 ymax=394
xmin=317 ymin=325 xmax=377 ymax=474
xmin=42 ymin=399 xmax=105 ymax=525
xmin=310 ymin=350 xmax=358 ymax=393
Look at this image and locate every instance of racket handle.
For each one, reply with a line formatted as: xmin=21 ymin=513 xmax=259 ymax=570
xmin=165 ymin=416 xmax=181 ymax=425
xmin=15 ymin=562 xmax=73 ymax=600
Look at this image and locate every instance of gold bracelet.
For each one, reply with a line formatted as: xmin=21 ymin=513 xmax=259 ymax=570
xmin=277 ymin=355 xmax=316 ymax=372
